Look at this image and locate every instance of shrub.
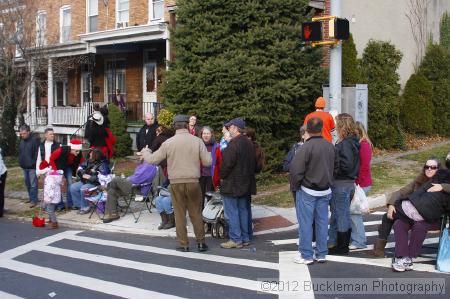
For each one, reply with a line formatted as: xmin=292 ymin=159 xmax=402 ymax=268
xmin=342 ymin=33 xmax=362 ymax=85
xmin=418 ymin=44 xmax=450 ymax=135
xmin=108 ymin=104 xmax=132 ymax=157
xmin=360 ymin=40 xmax=404 ymax=148
xmin=440 ymin=12 xmax=450 ymax=50
xmin=157 ymin=108 xmax=174 ymax=128
xmin=400 ymin=74 xmax=433 ymax=134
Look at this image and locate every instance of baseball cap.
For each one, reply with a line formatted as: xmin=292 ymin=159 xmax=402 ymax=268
xmin=224 ymin=118 xmax=246 ymax=129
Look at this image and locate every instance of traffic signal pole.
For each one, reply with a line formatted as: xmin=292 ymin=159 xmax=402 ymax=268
xmin=329 ymin=0 xmax=342 ymax=113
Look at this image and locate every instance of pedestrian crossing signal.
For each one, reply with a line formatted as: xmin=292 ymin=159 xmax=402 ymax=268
xmin=335 ymin=18 xmax=350 ymax=40
xmin=301 ymin=21 xmax=322 ymax=42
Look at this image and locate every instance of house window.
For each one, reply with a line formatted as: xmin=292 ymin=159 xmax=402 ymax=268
xmin=54 ymin=81 xmax=67 ymax=106
xmin=15 ymin=20 xmax=23 ymax=57
xmin=150 ymin=0 xmax=164 ymax=20
xmin=105 ymin=60 xmax=126 ymax=102
xmin=36 ymin=11 xmax=47 ymax=46
xmin=116 ymin=0 xmax=129 ymax=28
xmin=87 ymin=0 xmax=98 ymax=32
xmin=60 ymin=6 xmax=71 ymax=43
xmin=81 ymin=70 xmax=91 ymax=103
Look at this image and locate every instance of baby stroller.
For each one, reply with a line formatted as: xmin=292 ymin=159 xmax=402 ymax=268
xmin=202 ymin=191 xmax=228 ymax=239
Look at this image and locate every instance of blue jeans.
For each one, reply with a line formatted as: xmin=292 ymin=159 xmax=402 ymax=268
xmin=297 ymin=189 xmax=331 ymax=260
xmin=223 ymin=195 xmax=249 ymax=244
xmin=46 ymin=203 xmax=57 ymax=222
xmin=328 ymin=184 xmax=354 ymax=246
xmin=57 ymin=167 xmax=74 ymax=209
xmin=246 ymin=195 xmax=253 ymax=240
xmin=70 ymin=181 xmax=95 ymax=210
xmin=23 ymin=169 xmax=38 ymax=203
xmin=350 ymin=186 xmax=371 ymax=248
xmin=155 ymin=195 xmax=173 ymax=214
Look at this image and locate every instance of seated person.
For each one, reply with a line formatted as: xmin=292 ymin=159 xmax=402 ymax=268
xmin=103 ymin=161 xmax=157 ymax=223
xmin=372 ymin=157 xmax=441 ymax=257
xmin=155 ymin=186 xmax=175 ymax=230
xmin=392 ymin=168 xmax=450 ymax=272
xmin=70 ymin=149 xmax=110 ymax=214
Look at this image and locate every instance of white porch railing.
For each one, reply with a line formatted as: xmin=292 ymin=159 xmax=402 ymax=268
xmin=52 ymin=102 xmax=103 ymax=126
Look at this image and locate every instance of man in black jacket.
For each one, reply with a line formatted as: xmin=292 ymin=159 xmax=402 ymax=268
xmin=220 ymin=118 xmax=256 ymax=249
xmin=289 ymin=117 xmax=337 ymax=264
xmin=136 ymin=113 xmax=158 ymax=151
xmin=18 ymin=124 xmax=40 ymax=208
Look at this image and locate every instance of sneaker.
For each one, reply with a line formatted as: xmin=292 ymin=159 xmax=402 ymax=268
xmin=314 ymin=257 xmax=326 ymax=263
xmin=392 ymin=257 xmax=406 ymax=272
xmin=220 ymin=240 xmax=243 ymax=249
xmin=29 ymin=203 xmax=37 ymax=208
xmin=78 ymin=208 xmax=92 ymax=215
xmin=242 ymin=241 xmax=251 ymax=247
xmin=294 ymin=256 xmax=314 ymax=265
xmin=403 ymin=257 xmax=414 ymax=271
xmin=349 ymin=244 xmax=358 ymax=250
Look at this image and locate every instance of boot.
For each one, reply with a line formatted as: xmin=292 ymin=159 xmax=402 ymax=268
xmin=371 ymin=239 xmax=387 ymax=258
xmin=158 ymin=212 xmax=168 ymax=230
xmin=48 ymin=222 xmax=58 ymax=229
xmin=329 ymin=229 xmax=351 ymax=256
xmin=163 ymin=213 xmax=175 ymax=229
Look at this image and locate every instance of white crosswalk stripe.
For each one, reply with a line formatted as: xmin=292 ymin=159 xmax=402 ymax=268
xmin=269 ymin=212 xmax=440 ymax=250
xmin=0 ymin=231 xmax=278 ymax=298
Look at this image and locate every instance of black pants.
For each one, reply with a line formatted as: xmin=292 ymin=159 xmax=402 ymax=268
xmin=378 ymin=202 xmax=412 ymax=240
xmin=199 ymin=176 xmax=213 ymax=210
xmin=0 ymin=171 xmax=7 ymax=217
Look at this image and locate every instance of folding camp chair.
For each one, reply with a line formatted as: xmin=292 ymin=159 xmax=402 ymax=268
xmin=420 ymin=212 xmax=449 ymax=257
xmin=117 ymin=166 xmax=164 ymax=223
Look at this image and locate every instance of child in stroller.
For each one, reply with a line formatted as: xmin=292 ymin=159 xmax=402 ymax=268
xmin=202 ymin=191 xmax=228 ymax=238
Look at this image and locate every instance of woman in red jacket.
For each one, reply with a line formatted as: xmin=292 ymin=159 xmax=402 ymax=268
xmin=350 ymin=122 xmax=373 ymax=249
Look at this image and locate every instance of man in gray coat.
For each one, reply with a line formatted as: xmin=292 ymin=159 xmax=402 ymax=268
xmin=141 ymin=115 xmax=212 ymax=252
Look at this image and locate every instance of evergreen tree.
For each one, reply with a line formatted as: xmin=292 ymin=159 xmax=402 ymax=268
xmin=360 ymin=40 xmax=403 ymax=148
xmin=418 ymin=44 xmax=450 ymax=135
xmin=108 ymin=104 xmax=132 ymax=157
xmin=440 ymin=12 xmax=450 ymax=50
xmin=400 ymin=74 xmax=433 ymax=134
xmin=342 ymin=33 xmax=361 ymax=85
xmin=161 ymin=0 xmax=326 ymax=170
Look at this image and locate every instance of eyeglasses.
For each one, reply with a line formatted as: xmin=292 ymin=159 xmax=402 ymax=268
xmin=424 ymin=165 xmax=438 ymax=170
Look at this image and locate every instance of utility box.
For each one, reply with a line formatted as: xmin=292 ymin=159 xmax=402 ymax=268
xmin=322 ymin=84 xmax=368 ymax=130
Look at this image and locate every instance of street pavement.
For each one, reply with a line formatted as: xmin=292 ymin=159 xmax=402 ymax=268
xmin=1 ymin=210 xmax=449 ymax=299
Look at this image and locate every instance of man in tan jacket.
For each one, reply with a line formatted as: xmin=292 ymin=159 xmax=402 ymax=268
xmin=141 ymin=115 xmax=212 ymax=252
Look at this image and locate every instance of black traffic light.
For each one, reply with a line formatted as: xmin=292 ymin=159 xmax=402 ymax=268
xmin=301 ymin=21 xmax=322 ymax=42
xmin=335 ymin=18 xmax=350 ymax=40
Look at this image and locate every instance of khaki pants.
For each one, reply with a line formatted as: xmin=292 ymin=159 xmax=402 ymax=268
xmin=105 ymin=177 xmax=132 ymax=218
xmin=170 ymin=182 xmax=205 ymax=246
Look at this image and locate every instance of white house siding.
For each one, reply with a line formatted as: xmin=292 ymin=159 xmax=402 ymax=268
xmin=341 ymin=0 xmax=450 ymax=87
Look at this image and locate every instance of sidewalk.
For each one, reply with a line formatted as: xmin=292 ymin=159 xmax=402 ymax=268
xmin=3 ymin=191 xmax=311 ymax=237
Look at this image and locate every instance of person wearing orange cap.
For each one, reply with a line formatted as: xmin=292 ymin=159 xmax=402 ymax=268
xmin=303 ymin=97 xmax=335 ymax=143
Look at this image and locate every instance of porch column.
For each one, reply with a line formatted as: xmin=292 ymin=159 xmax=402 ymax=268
xmin=47 ymin=58 xmax=54 ymax=127
xmin=30 ymin=62 xmax=36 ymax=127
xmin=165 ymin=29 xmax=170 ymax=70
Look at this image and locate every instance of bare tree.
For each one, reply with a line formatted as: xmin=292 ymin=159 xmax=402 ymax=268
xmin=405 ymin=0 xmax=432 ymax=71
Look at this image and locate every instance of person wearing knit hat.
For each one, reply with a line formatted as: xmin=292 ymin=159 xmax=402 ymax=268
xmin=49 ymin=140 xmax=85 ymax=210
xmin=303 ymin=97 xmax=335 ymax=143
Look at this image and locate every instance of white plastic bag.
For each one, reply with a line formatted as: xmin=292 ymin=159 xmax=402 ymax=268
xmin=349 ymin=184 xmax=370 ymax=215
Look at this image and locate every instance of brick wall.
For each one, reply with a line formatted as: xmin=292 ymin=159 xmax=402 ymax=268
xmin=316 ymin=0 xmax=331 ymax=68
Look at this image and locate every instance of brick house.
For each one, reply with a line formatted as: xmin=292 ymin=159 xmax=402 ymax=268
xmin=4 ymin=0 xmax=176 ymax=147
xmin=6 ymin=0 xmax=326 ymax=147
